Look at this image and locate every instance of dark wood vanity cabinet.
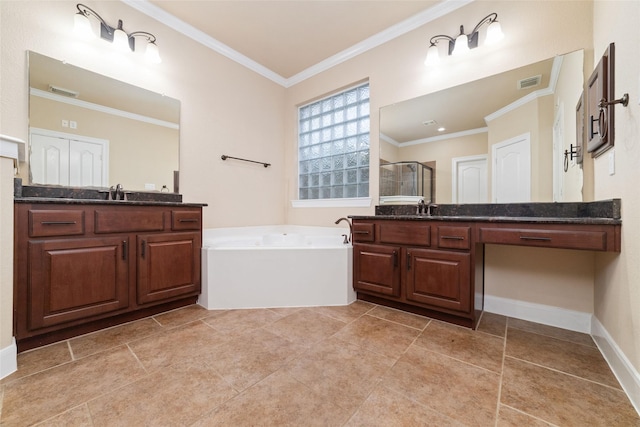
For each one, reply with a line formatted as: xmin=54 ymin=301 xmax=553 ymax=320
xmin=14 ymin=202 xmax=203 ymax=350
xmin=352 ymin=219 xmax=480 ymax=328
xmin=352 ymin=215 xmax=621 ymax=329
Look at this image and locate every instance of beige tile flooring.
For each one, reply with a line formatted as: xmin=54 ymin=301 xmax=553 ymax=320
xmin=1 ymin=302 xmax=639 ymax=426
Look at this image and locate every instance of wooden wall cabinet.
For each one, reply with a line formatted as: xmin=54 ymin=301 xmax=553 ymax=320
xmin=14 ymin=202 xmax=203 ymax=350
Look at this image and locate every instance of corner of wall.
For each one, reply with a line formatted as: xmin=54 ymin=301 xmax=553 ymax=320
xmin=592 ymin=316 xmax=640 ymax=415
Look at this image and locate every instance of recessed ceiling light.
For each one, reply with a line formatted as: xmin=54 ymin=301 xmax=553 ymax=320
xmin=437 ymin=127 xmax=446 ymax=132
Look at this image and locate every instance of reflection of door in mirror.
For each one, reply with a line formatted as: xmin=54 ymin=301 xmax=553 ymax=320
xmin=492 ymin=133 xmax=531 ymax=203
xmin=452 ymin=155 xmax=487 ymax=203
xmin=30 ymin=128 xmax=108 ymax=187
xmin=379 ymin=49 xmax=586 ymax=205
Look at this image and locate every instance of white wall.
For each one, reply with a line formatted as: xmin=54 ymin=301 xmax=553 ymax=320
xmin=0 ymin=0 xmax=287 ymax=228
xmin=592 ymin=0 xmax=640 ymax=395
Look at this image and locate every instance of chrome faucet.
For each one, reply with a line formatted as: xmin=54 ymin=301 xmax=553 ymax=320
xmin=335 ymin=217 xmax=352 ymax=243
xmin=417 ymin=199 xmax=438 ymax=216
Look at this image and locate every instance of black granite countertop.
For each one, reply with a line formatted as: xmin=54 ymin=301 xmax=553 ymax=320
xmin=13 ymin=180 xmax=207 ymax=208
xmin=349 ymin=214 xmax=620 ymax=225
xmin=350 ymin=199 xmax=621 ymax=225
xmin=14 ymin=197 xmax=207 ymax=208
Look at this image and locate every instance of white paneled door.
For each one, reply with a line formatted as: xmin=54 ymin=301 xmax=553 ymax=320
xmin=452 ymin=155 xmax=488 ymax=204
xmin=492 ymin=133 xmax=531 ymax=203
xmin=30 ymin=129 xmax=108 ymax=187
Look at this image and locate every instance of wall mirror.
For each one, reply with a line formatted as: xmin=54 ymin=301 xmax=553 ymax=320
xmin=27 ymin=51 xmax=180 ymax=193
xmin=379 ymin=49 xmax=585 ymax=205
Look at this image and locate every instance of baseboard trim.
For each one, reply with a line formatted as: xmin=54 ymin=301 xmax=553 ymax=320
xmin=591 ymin=317 xmax=640 ymax=415
xmin=0 ymin=337 xmax=17 ymax=380
xmin=484 ymin=295 xmax=592 ymax=333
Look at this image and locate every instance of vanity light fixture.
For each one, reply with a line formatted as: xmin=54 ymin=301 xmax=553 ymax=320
xmin=425 ymin=12 xmax=503 ymax=66
xmin=74 ymin=3 xmax=161 ymax=63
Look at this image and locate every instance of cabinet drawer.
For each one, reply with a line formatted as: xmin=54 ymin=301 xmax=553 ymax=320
xmin=95 ymin=210 xmax=165 ymax=233
xmin=478 ymin=227 xmax=607 ymax=251
xmin=352 ymin=223 xmax=375 ymax=242
xmin=380 ymin=223 xmax=430 ymax=246
xmin=172 ymin=211 xmax=201 ymax=231
xmin=437 ymin=226 xmax=471 ymax=250
xmin=29 ymin=210 xmax=85 ymax=237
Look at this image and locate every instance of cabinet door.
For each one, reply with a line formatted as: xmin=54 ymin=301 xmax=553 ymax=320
xmin=137 ymin=232 xmax=201 ymax=304
xmin=28 ymin=237 xmax=130 ymax=329
xmin=353 ymin=243 xmax=401 ymax=297
xmin=405 ymin=248 xmax=470 ymax=312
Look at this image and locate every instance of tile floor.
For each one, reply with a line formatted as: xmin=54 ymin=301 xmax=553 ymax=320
xmin=1 ymin=302 xmax=639 ymax=426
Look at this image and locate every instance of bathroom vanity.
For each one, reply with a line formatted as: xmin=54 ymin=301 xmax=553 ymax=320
xmin=13 ymin=184 xmax=206 ymax=351
xmin=351 ymin=200 xmax=621 ymax=329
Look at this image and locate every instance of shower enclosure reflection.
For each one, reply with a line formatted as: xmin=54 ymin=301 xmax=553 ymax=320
xmin=379 ymin=161 xmax=434 ymax=204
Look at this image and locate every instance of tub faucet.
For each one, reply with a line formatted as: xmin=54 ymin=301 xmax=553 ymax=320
xmin=335 ymin=217 xmax=352 ymax=243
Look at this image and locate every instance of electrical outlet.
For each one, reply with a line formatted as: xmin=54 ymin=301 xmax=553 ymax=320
xmin=70 ymin=120 xmax=77 ymax=129
xmin=608 ymin=150 xmax=615 ymax=175
xmin=61 ymin=120 xmax=68 ymax=127
xmin=144 ymin=183 xmax=156 ymax=190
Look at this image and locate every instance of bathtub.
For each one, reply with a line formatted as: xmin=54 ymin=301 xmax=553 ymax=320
xmin=199 ymin=225 xmax=355 ymax=310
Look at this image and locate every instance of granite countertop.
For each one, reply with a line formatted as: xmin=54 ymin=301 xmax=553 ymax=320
xmin=350 ymin=199 xmax=622 ymax=226
xmin=13 ymin=180 xmax=207 ymax=208
xmin=14 ymin=197 xmax=207 ymax=208
xmin=349 ymin=214 xmax=620 ymax=225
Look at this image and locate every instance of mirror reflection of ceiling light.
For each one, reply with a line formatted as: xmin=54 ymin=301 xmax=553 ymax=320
xmin=425 ymin=13 xmax=504 ymax=66
xmin=73 ymin=3 xmax=162 ymax=64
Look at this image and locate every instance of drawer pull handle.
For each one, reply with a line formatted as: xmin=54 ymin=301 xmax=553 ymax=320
xmin=407 ymin=252 xmax=411 ymax=270
xmin=441 ymin=236 xmax=464 ymax=240
xmin=392 ymin=250 xmax=398 ymax=268
xmin=519 ymin=236 xmax=552 ymax=241
xmin=41 ymin=221 xmax=77 ymax=225
xmin=178 ymin=218 xmax=198 ymax=223
xmin=353 ymin=230 xmax=370 ymax=235
xmin=122 ymin=241 xmax=128 ymax=260
xmin=141 ymin=240 xmax=146 ymax=259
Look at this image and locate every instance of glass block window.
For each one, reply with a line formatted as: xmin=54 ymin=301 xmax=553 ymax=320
xmin=298 ymin=83 xmax=370 ymax=200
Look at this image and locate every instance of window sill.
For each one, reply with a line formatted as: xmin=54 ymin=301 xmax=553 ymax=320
xmin=291 ymin=198 xmax=372 ymax=208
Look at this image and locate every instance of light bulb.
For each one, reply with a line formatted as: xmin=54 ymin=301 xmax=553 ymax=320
xmin=112 ymin=20 xmax=131 ymax=52
xmin=452 ymin=33 xmax=469 ymax=56
xmin=74 ymin=13 xmax=94 ymax=39
xmin=145 ymin=41 xmax=162 ymax=64
xmin=424 ymin=44 xmax=440 ymax=66
xmin=485 ymin=20 xmax=504 ymax=45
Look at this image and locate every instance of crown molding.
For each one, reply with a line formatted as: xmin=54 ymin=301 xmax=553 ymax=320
xmin=285 ymin=0 xmax=474 ymax=87
xmin=121 ymin=0 xmax=288 ymax=87
xmin=122 ymin=0 xmax=472 ymax=88
xmin=400 ymin=127 xmax=488 ymax=147
xmin=30 ymin=88 xmax=179 ymax=130
xmin=485 ymin=54 xmax=563 ymax=123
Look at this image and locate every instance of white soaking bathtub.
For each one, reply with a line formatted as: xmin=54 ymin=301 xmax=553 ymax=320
xmin=199 ymin=225 xmax=355 ymax=310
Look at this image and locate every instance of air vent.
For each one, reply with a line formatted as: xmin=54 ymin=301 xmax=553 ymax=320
xmin=517 ymin=75 xmax=541 ymax=90
xmin=48 ymin=85 xmax=79 ymax=98
xmin=422 ymin=119 xmax=437 ymax=126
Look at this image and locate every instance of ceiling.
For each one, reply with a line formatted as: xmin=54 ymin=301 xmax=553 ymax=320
xmin=128 ymin=0 xmax=456 ymax=84
xmin=380 ymin=56 xmax=558 ymax=144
